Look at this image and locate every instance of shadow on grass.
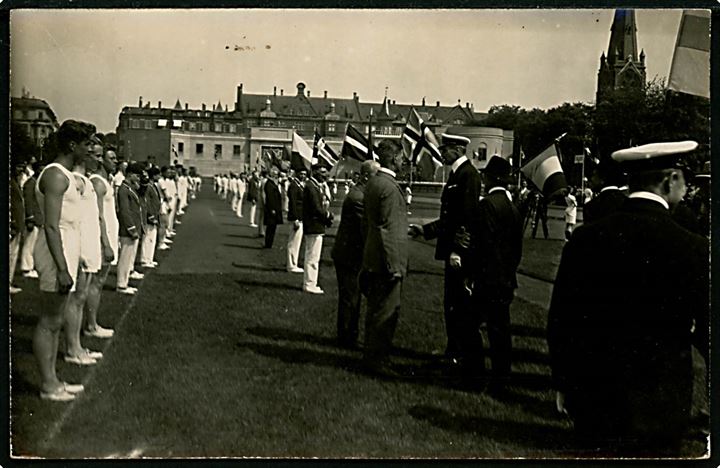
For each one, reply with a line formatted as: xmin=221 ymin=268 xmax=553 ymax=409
xmin=246 ymin=326 xmax=339 ymax=348
xmin=234 ymin=278 xmax=301 ymax=291
xmin=511 ymin=348 xmax=550 ymax=366
xmin=232 ymin=263 xmax=293 ymax=273
xmin=408 ymin=404 xmax=572 ymax=449
xmin=510 ymin=324 xmax=546 ymax=339
xmin=222 ymin=243 xmax=264 ymax=250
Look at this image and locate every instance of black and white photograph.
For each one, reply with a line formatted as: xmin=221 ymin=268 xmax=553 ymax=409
xmin=6 ymin=6 xmax=712 ymax=459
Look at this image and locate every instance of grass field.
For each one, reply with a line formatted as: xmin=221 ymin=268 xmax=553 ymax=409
xmin=9 ymin=186 xmax=709 ymax=459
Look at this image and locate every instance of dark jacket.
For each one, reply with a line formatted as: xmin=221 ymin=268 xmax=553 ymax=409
xmin=302 ymin=178 xmax=332 ymax=235
xmin=547 ymin=197 xmax=709 ymax=440
xmin=362 ymin=170 xmax=408 ymax=277
xmin=246 ymin=179 xmax=261 ymax=203
xmin=23 ymin=176 xmax=43 ymax=227
xmin=117 ymin=181 xmax=145 ymax=238
xmin=287 ymin=178 xmax=304 ymax=222
xmin=144 ymin=182 xmax=162 ymax=226
xmin=422 ymin=159 xmax=483 ymax=262
xmin=582 ymin=188 xmax=626 ymax=224
xmin=10 ymin=178 xmax=25 ymax=239
xmin=473 ymin=188 xmax=523 ymax=291
xmin=263 ymin=178 xmax=284 ymax=225
xmin=331 ymin=183 xmax=366 ymax=269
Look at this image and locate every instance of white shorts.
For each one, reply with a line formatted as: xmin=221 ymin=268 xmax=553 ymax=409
xmin=34 ymin=227 xmax=81 ymax=293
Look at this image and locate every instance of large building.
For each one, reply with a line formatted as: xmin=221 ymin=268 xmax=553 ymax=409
xmin=596 ymin=9 xmax=647 ymax=103
xmin=117 ymin=82 xmax=513 ymax=178
xmin=11 ymin=88 xmax=59 ymax=147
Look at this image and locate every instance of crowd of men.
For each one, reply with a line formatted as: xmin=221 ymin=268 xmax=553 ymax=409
xmin=9 ymin=119 xmax=200 ymax=402
xmin=10 ymin=119 xmax=710 ymax=456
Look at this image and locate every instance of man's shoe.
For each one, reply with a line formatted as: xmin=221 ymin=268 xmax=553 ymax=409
xmin=303 ymin=287 xmax=324 ymax=295
xmin=110 ymin=259 xmax=118 ymax=266
xmin=129 ymin=271 xmax=144 ymax=280
xmin=175 ymin=220 xmax=182 ymax=225
xmin=84 ymin=325 xmax=114 ymax=338
xmin=249 ymin=223 xmax=258 ymax=228
xmin=9 ymin=286 xmax=22 ymax=294
xmin=84 ymin=348 xmax=103 ymax=360
xmin=288 ymin=267 xmax=304 ymax=274
xmin=362 ymin=359 xmax=402 ymax=378
xmin=158 ymin=244 xmax=170 ymax=251
xmin=141 ymin=263 xmax=156 ymax=269
xmin=116 ymin=287 xmax=137 ymax=295
xmin=63 ymin=382 xmax=85 ymax=394
xmin=164 ymin=239 xmax=173 ymax=244
xmin=151 ymin=261 xmax=159 ymax=266
xmin=23 ymin=270 xmax=39 ymax=278
xmin=64 ymin=353 xmax=97 ymax=366
xmin=40 ymin=388 xmax=75 ymax=402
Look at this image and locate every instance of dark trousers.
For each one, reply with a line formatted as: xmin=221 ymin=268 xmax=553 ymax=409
xmin=476 ymin=287 xmax=514 ymax=378
xmin=532 ymin=205 xmax=549 ymax=239
xmin=363 ymin=274 xmax=402 ymax=363
xmin=264 ymin=223 xmax=278 ymax=248
xmin=334 ymin=263 xmax=361 ymax=346
xmin=443 ymin=263 xmax=475 ymax=359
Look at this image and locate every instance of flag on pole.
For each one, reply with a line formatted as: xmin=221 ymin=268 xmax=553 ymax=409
xmin=341 ymin=124 xmax=375 ymax=162
xmin=668 ymin=9 xmax=710 ymax=99
xmin=367 ymin=108 xmax=375 ymax=161
xmin=291 ymin=131 xmax=313 ymax=171
xmin=313 ymin=131 xmax=340 ymax=169
xmin=521 ymin=141 xmax=568 ymax=200
xmin=401 ymin=107 xmax=443 ymax=174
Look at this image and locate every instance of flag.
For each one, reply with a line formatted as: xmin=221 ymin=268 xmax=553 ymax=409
xmin=341 ymin=124 xmax=375 ymax=162
xmin=367 ymin=109 xmax=374 ymax=161
xmin=668 ymin=9 xmax=710 ymax=99
xmin=520 ymin=141 xmax=567 ymax=200
xmin=291 ymin=131 xmax=313 ymax=171
xmin=401 ymin=107 xmax=443 ymax=173
xmin=313 ymin=131 xmax=339 ymax=169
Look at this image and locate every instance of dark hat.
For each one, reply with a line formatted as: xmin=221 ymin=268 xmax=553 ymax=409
xmin=311 ymin=158 xmax=329 ymax=171
xmin=480 ymin=155 xmax=512 ymax=182
xmin=611 ymin=141 xmax=698 ymax=172
xmin=439 ymin=133 xmax=471 ymax=148
xmin=147 ymin=166 xmax=161 ymax=177
xmin=596 ymin=157 xmax=627 ymax=187
xmin=126 ymin=162 xmax=146 ymax=175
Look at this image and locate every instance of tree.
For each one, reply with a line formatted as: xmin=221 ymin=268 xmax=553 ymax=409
xmin=11 ymin=122 xmax=39 ymax=164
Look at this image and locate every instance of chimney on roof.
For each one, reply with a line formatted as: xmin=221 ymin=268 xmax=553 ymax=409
xmin=466 ymin=102 xmax=469 ymax=108
xmin=392 ymin=100 xmax=396 ymax=105
xmin=421 ymin=97 xmax=425 ymax=106
xmin=236 ymin=84 xmax=243 ymax=112
xmin=158 ymin=101 xmax=162 ymax=109
xmin=307 ymin=90 xmax=311 ymax=97
xmin=202 ymin=103 xmax=206 ymax=111
xmin=273 ymin=86 xmax=277 ymax=96
xmin=280 ymin=89 xmax=284 ymax=96
xmin=324 ymin=90 xmax=327 ymax=99
xmin=185 ymin=103 xmax=189 ymax=110
xmin=353 ymin=92 xmax=357 ymax=100
xmin=139 ymin=96 xmax=143 ymax=107
xmin=436 ymin=101 xmax=440 ymax=107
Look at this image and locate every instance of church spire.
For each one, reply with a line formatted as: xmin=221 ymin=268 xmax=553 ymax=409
xmin=607 ymin=9 xmax=639 ymax=65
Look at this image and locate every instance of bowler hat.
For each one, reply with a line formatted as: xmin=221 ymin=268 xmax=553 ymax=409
xmin=481 ymin=155 xmax=512 ymax=182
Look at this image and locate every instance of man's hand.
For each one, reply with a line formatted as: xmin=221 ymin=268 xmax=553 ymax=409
xmin=57 ymin=269 xmax=74 ymax=295
xmin=449 ymin=252 xmax=462 ymax=269
xmin=408 ymin=224 xmax=423 ymax=238
xmin=293 ymin=220 xmax=301 ymax=231
xmin=26 ymin=220 xmax=36 ymax=232
xmin=556 ymin=391 xmax=568 ymax=415
xmin=103 ymin=245 xmax=115 ymax=263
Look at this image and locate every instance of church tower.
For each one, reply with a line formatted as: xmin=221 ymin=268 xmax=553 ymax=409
xmin=596 ymin=9 xmax=647 ymax=104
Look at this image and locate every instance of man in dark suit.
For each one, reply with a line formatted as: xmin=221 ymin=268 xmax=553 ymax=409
xmin=286 ymin=168 xmax=306 ymax=273
xmin=263 ymin=167 xmax=283 ymax=248
xmin=583 ymin=158 xmax=627 ymax=224
xmin=302 ymin=163 xmax=333 ymax=294
xmin=331 ymin=159 xmax=381 ymax=348
xmin=361 ymin=140 xmax=409 ymax=375
xmin=548 ymin=141 xmax=709 ymax=455
xmin=116 ymin=162 xmax=146 ymax=295
xmin=140 ymin=166 xmax=162 ymax=268
xmin=409 ymin=133 xmax=483 ymax=368
xmin=473 ymin=155 xmax=523 ymax=388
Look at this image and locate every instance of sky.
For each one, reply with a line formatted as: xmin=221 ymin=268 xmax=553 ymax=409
xmin=10 ymin=8 xmax=684 ymax=133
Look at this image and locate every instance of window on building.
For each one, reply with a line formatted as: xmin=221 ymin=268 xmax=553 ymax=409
xmin=196 ymin=143 xmax=204 ymax=156
xmin=37 ymin=111 xmax=45 ymax=120
xmin=144 ymin=120 xmax=154 ymax=129
xmin=130 ymin=119 xmax=140 ymax=129
xmin=230 ymin=124 xmax=237 ymax=133
xmin=477 ymin=143 xmax=487 ymax=161
xmin=201 ymin=122 xmax=210 ymax=132
xmin=178 ymin=142 xmax=184 ymax=154
xmin=214 ymin=123 xmax=222 ymax=132
xmin=328 ymin=123 xmax=336 ymax=133
xmin=214 ymin=144 xmax=222 ymax=159
xmin=233 ymin=145 xmax=242 ymax=159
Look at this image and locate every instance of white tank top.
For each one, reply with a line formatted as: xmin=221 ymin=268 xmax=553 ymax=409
xmin=89 ymin=173 xmax=120 ymax=258
xmin=75 ymin=172 xmax=102 ymax=271
xmin=35 ymin=162 xmax=83 ymax=230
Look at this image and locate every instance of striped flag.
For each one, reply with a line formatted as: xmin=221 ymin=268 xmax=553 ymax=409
xmin=291 ymin=131 xmax=313 ymax=171
xmin=402 ymin=107 xmax=443 ymax=173
xmin=313 ymin=131 xmax=340 ymax=169
xmin=668 ymin=9 xmax=710 ymax=99
xmin=521 ymin=141 xmax=567 ymax=200
xmin=341 ymin=124 xmax=375 ymax=162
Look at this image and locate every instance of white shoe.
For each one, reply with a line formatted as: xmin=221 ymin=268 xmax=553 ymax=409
xmin=84 ymin=348 xmax=103 ymax=360
xmin=288 ymin=267 xmax=304 ymax=274
xmin=151 ymin=261 xmax=159 ymax=266
xmin=129 ymin=271 xmax=144 ymax=280
xmin=167 ymin=232 xmax=176 ymax=238
xmin=84 ymin=325 xmax=114 ymax=338
xmin=175 ymin=220 xmax=182 ymax=225
xmin=164 ymin=239 xmax=173 ymax=244
xmin=141 ymin=263 xmax=156 ymax=269
xmin=23 ymin=270 xmax=39 ymax=278
xmin=9 ymin=286 xmax=22 ymax=294
xmin=116 ymin=287 xmax=137 ymax=295
xmin=110 ymin=259 xmax=118 ymax=266
xmin=64 ymin=353 xmax=97 ymax=366
xmin=303 ymin=286 xmax=325 ymax=295
xmin=249 ymin=223 xmax=258 ymax=228
xmin=158 ymin=244 xmax=170 ymax=251
xmin=63 ymin=382 xmax=85 ymax=394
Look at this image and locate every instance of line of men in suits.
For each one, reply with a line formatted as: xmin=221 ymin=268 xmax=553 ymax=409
xmin=9 ymin=120 xmax=194 ymax=402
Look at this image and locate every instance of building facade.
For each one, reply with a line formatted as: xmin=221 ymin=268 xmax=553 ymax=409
xmin=117 ymin=82 xmax=513 ymax=176
xmin=11 ymin=89 xmax=59 ymax=147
